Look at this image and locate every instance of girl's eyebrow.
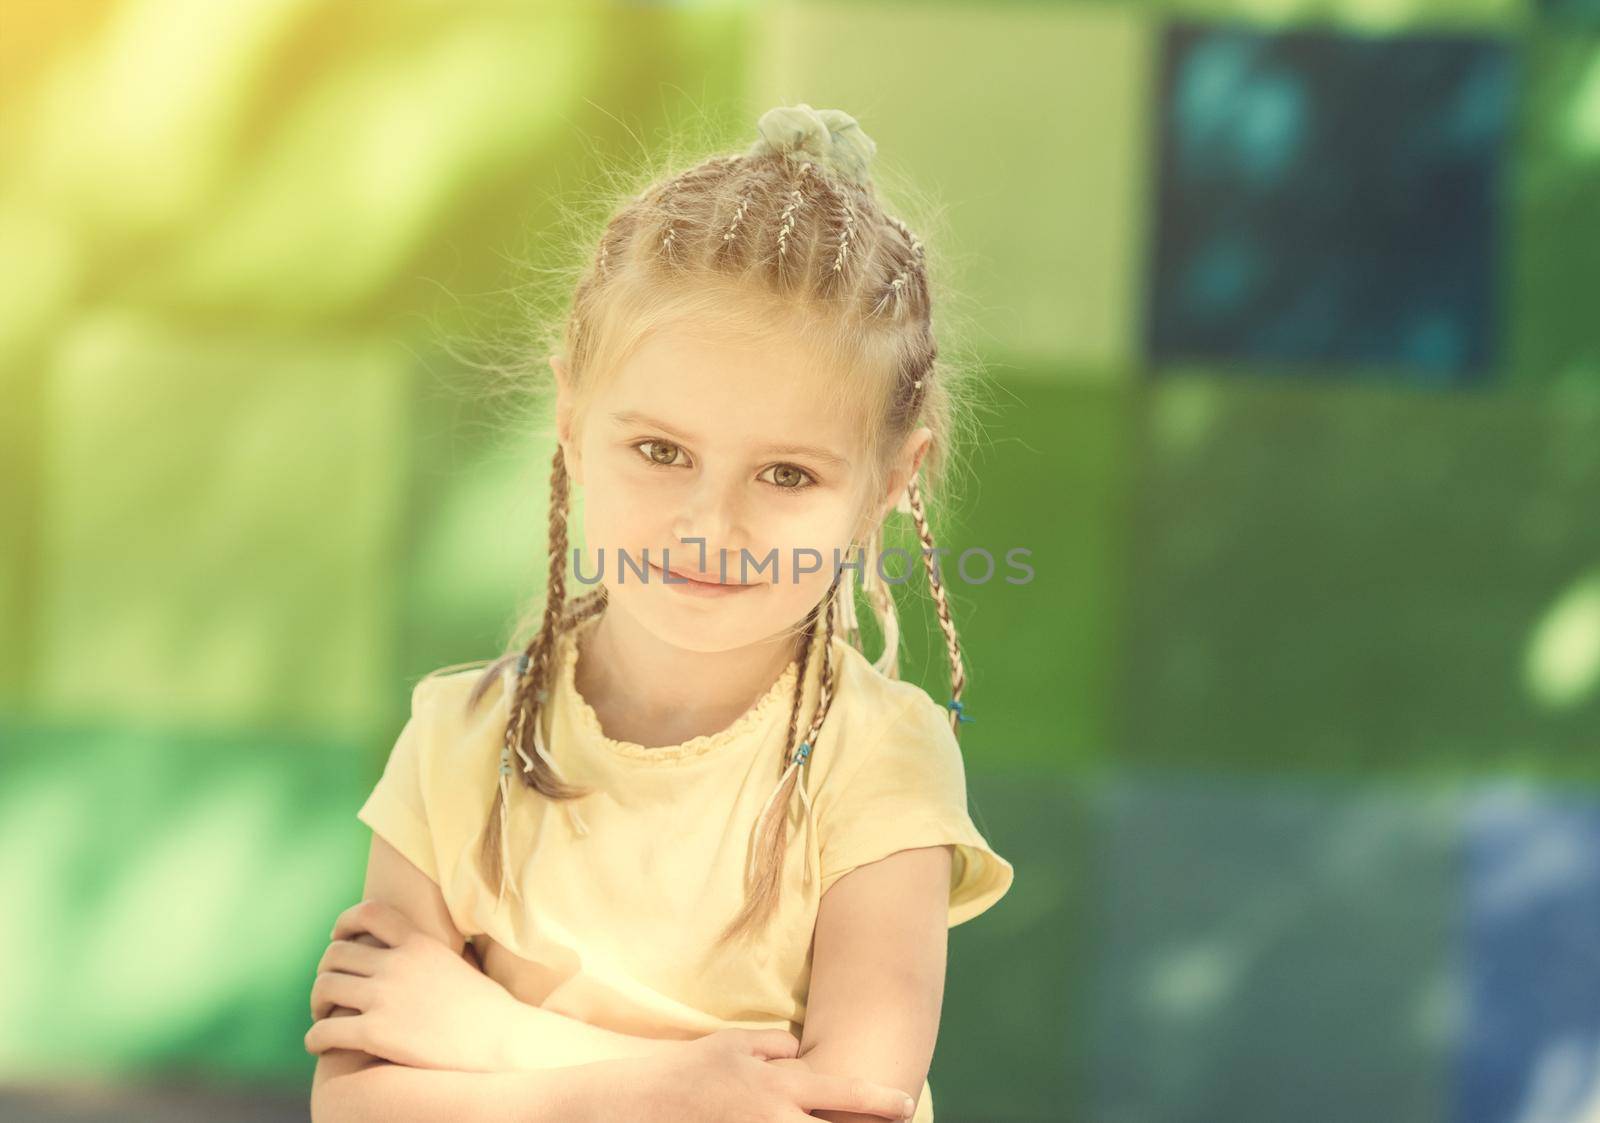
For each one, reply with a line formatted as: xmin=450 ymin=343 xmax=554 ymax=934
xmin=609 ymin=410 xmax=852 ymax=468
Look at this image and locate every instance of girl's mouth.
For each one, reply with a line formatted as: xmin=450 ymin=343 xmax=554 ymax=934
xmin=648 ymin=561 xmax=759 ymax=597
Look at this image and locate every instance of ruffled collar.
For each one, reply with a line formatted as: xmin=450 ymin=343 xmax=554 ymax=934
xmin=556 ymin=614 xmax=802 ymax=764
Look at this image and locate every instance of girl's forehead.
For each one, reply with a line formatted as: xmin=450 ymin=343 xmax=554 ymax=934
xmin=597 ymin=323 xmax=869 ymax=456
xmin=618 ymin=318 xmax=835 ymax=382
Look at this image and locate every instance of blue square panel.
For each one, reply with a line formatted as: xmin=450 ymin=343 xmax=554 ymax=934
xmin=1093 ymin=766 xmax=1459 ymax=1123
xmin=1147 ymin=25 xmax=1515 ymax=385
xmin=1458 ymin=785 xmax=1600 ymax=1123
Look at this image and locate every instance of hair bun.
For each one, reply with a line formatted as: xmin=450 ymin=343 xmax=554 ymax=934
xmin=750 ymin=103 xmax=877 ymax=186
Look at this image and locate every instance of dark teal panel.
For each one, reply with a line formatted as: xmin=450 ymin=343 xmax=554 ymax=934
xmin=1148 ymin=25 xmax=1515 ymax=385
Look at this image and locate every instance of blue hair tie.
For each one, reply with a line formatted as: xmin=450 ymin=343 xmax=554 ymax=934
xmin=947 ymin=699 xmax=974 ymax=724
xmin=515 ymin=653 xmax=529 ymax=676
xmin=793 ymin=741 xmax=812 ymax=765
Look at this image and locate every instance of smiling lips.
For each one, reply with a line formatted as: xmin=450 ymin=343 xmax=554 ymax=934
xmin=671 ymin=569 xmax=735 ymax=585
xmin=649 ymin=561 xmax=758 ymax=593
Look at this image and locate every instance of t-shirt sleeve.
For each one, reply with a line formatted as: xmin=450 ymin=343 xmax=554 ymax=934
xmin=817 ymin=692 xmax=1014 ymax=927
xmin=356 ymin=677 xmax=442 ymax=885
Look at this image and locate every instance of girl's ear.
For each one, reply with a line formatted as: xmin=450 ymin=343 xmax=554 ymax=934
xmin=859 ymin=427 xmax=933 ymax=539
xmin=550 ymin=354 xmax=584 ymax=487
xmin=883 ymin=426 xmax=933 ymax=519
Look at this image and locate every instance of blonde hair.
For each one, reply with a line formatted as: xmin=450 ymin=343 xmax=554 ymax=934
xmin=449 ymin=103 xmax=986 ymax=951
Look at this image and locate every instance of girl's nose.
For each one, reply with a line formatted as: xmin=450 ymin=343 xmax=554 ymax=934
xmin=673 ymin=473 xmax=744 ymax=550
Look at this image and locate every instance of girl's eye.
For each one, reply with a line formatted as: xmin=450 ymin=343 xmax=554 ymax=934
xmin=760 ymin=463 xmax=817 ymax=494
xmin=635 ymin=439 xmax=685 ymax=469
xmin=631 ymin=440 xmax=818 ymax=494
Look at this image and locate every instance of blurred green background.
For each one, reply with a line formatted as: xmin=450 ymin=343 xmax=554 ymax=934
xmin=2 ymin=1 xmax=1599 ymax=1121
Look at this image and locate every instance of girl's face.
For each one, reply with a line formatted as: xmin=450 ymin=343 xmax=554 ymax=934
xmin=555 ymin=319 xmax=925 ymax=655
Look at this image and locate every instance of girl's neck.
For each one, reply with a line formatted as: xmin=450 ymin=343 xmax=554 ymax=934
xmin=574 ymin=606 xmax=803 ymax=749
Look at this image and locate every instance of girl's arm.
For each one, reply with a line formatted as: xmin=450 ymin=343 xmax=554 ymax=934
xmin=309 ymin=834 xmax=674 ymax=1118
xmin=487 ymin=987 xmax=685 ymax=1068
xmin=311 ymin=1047 xmax=635 ymax=1122
xmin=458 ymin=938 xmax=685 ymax=1068
xmin=318 ymin=836 xmax=682 ymax=1068
xmin=795 ymin=845 xmax=954 ymax=1122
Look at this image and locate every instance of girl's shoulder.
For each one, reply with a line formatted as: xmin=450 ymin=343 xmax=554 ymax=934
xmin=831 ymin=631 xmax=948 ymax=706
xmin=822 ymin=636 xmax=957 ymax=756
xmin=401 ymin=658 xmax=519 ymax=765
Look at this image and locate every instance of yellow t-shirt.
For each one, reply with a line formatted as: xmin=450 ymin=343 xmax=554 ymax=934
xmin=357 ymin=611 xmax=1013 ymax=1120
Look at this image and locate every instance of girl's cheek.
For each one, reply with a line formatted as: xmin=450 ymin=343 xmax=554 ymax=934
xmin=760 ymin=506 xmax=849 ymax=552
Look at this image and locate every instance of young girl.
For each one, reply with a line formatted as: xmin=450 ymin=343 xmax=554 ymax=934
xmin=304 ymin=103 xmax=1014 ymax=1122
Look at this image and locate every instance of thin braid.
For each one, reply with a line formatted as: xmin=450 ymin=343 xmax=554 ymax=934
xmin=905 ymin=472 xmax=967 ymax=735
xmin=795 ymin=579 xmax=840 ymax=751
xmin=709 ymin=605 xmax=817 ymax=951
xmin=773 ymin=160 xmax=815 ymax=287
xmin=476 ymin=447 xmax=594 ymax=903
xmin=827 ymin=178 xmax=857 ymax=288
xmin=467 ymin=445 xmax=575 ymax=728
xmin=714 ymin=165 xmax=761 ymax=270
xmin=837 ymin=541 xmax=865 ymax=654
xmin=870 ymin=264 xmax=911 ymax=319
xmin=779 ymin=612 xmax=817 ymax=780
xmin=864 ymin=213 xmax=927 ymax=320
xmin=860 ymin=524 xmax=903 ymax=679
xmin=711 ymin=578 xmax=841 ymax=949
xmin=562 ymin=586 xmax=608 ymax=629
xmin=528 ymin=448 xmax=572 ymax=691
xmin=657 ymin=155 xmax=745 ymax=264
xmin=776 ymin=186 xmax=802 ymax=258
xmin=721 ymin=180 xmax=755 ymax=251
xmin=658 ymin=179 xmax=681 ymax=264
xmin=594 ymin=210 xmax=639 ymax=282
xmin=888 ymin=213 xmax=924 ymax=263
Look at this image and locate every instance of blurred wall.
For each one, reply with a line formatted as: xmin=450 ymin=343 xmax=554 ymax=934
xmin=2 ymin=1 xmax=1598 ymax=1121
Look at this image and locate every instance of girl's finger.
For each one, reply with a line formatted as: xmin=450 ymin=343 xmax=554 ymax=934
xmin=316 ymin=938 xmax=383 ymax=979
xmin=792 ymin=1072 xmax=917 ymax=1121
xmin=330 ymin=899 xmax=412 ymax=947
xmin=742 ymin=1029 xmax=802 ymax=1059
xmin=304 ymin=1014 xmax=368 ymax=1056
xmin=310 ymin=971 xmax=372 ymax=1022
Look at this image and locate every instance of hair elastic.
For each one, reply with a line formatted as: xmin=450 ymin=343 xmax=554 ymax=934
xmin=750 ymin=103 xmax=877 ymax=186
xmin=947 ymin=699 xmax=973 ymax=723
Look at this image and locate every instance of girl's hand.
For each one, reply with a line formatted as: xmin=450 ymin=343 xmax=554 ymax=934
xmin=304 ymin=899 xmax=515 ymax=1072
xmin=623 ymin=1028 xmax=917 ymax=1122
